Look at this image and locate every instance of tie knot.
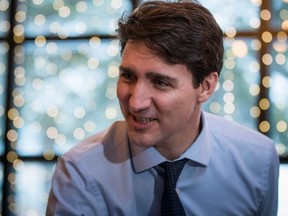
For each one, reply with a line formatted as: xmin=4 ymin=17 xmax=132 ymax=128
xmin=161 ymin=158 xmax=188 ymax=170
xmin=161 ymin=158 xmax=188 ymax=186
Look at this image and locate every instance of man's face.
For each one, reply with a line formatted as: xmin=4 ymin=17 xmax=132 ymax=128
xmin=117 ymin=41 xmax=204 ymax=155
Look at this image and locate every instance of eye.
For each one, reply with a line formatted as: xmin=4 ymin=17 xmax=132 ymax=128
xmin=119 ymin=71 xmax=136 ymax=83
xmin=152 ymin=78 xmax=171 ymax=89
xmin=154 ymin=79 xmax=169 ymax=86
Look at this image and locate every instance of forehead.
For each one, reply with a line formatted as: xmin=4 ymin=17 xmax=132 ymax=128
xmin=120 ymin=41 xmax=191 ymax=78
xmin=121 ymin=41 xmax=162 ymax=63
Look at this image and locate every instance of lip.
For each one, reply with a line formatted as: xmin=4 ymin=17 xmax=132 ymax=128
xmin=129 ymin=115 xmax=156 ymax=130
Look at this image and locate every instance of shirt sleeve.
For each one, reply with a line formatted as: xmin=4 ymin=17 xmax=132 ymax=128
xmin=46 ymin=155 xmax=107 ymax=216
xmin=258 ymin=144 xmax=280 ymax=216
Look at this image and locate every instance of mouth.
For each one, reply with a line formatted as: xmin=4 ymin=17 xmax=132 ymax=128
xmin=134 ymin=116 xmax=155 ymax=124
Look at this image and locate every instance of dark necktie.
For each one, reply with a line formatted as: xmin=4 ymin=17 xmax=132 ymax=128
xmin=160 ymin=158 xmax=188 ymax=216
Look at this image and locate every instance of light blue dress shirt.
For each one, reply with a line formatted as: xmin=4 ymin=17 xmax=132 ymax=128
xmin=46 ymin=112 xmax=279 ymax=216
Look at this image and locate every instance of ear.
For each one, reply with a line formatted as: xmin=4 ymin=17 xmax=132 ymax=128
xmin=198 ymin=72 xmax=218 ymax=103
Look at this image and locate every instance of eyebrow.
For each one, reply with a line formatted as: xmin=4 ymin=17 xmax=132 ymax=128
xmin=119 ymin=65 xmax=134 ymax=74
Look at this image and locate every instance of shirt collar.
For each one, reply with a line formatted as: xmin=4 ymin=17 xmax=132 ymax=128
xmin=129 ymin=111 xmax=212 ymax=173
xmin=183 ymin=111 xmax=212 ymax=166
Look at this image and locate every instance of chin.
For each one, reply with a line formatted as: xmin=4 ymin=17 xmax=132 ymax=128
xmin=128 ymin=132 xmax=156 ymax=148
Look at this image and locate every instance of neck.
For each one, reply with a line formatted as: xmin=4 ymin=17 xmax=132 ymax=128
xmin=156 ymin=112 xmax=202 ymax=160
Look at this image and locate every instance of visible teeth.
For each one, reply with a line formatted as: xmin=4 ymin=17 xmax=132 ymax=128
xmin=135 ymin=117 xmax=154 ymax=124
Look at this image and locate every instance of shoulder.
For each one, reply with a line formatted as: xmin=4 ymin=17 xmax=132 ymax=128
xmin=202 ymin=112 xmax=279 ymax=180
xmin=200 ymin=113 xmax=279 ymax=215
xmin=61 ymin=120 xmax=129 ymax=164
xmin=203 ymin=111 xmax=274 ymax=150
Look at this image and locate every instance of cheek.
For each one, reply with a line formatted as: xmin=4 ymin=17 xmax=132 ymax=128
xmin=156 ymin=94 xmax=188 ymax=115
xmin=117 ymin=84 xmax=133 ymax=116
xmin=116 ymin=85 xmax=121 ymax=100
xmin=116 ymin=83 xmax=127 ymax=102
xmin=168 ymin=89 xmax=198 ymax=106
xmin=166 ymin=92 xmax=198 ymax=115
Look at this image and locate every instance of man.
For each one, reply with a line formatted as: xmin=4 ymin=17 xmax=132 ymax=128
xmin=46 ymin=1 xmax=279 ymax=215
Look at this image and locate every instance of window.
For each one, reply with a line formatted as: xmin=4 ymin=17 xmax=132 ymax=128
xmin=0 ymin=0 xmax=287 ymax=215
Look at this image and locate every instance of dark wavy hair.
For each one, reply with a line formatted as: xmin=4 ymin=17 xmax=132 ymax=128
xmin=117 ymin=0 xmax=224 ymax=87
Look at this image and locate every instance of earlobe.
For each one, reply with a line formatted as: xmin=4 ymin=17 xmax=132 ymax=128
xmin=198 ymin=72 xmax=218 ymax=103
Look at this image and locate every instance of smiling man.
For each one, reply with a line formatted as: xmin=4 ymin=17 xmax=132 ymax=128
xmin=46 ymin=1 xmax=279 ymax=216
xmin=117 ymin=41 xmax=215 ymax=160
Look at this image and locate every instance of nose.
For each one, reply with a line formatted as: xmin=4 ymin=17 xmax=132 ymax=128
xmin=129 ymin=82 xmax=152 ymax=113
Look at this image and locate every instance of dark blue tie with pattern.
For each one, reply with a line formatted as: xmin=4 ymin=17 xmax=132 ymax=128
xmin=160 ymin=158 xmax=187 ymax=216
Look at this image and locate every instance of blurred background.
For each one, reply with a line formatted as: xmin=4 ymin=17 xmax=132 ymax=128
xmin=0 ymin=0 xmax=287 ymax=215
